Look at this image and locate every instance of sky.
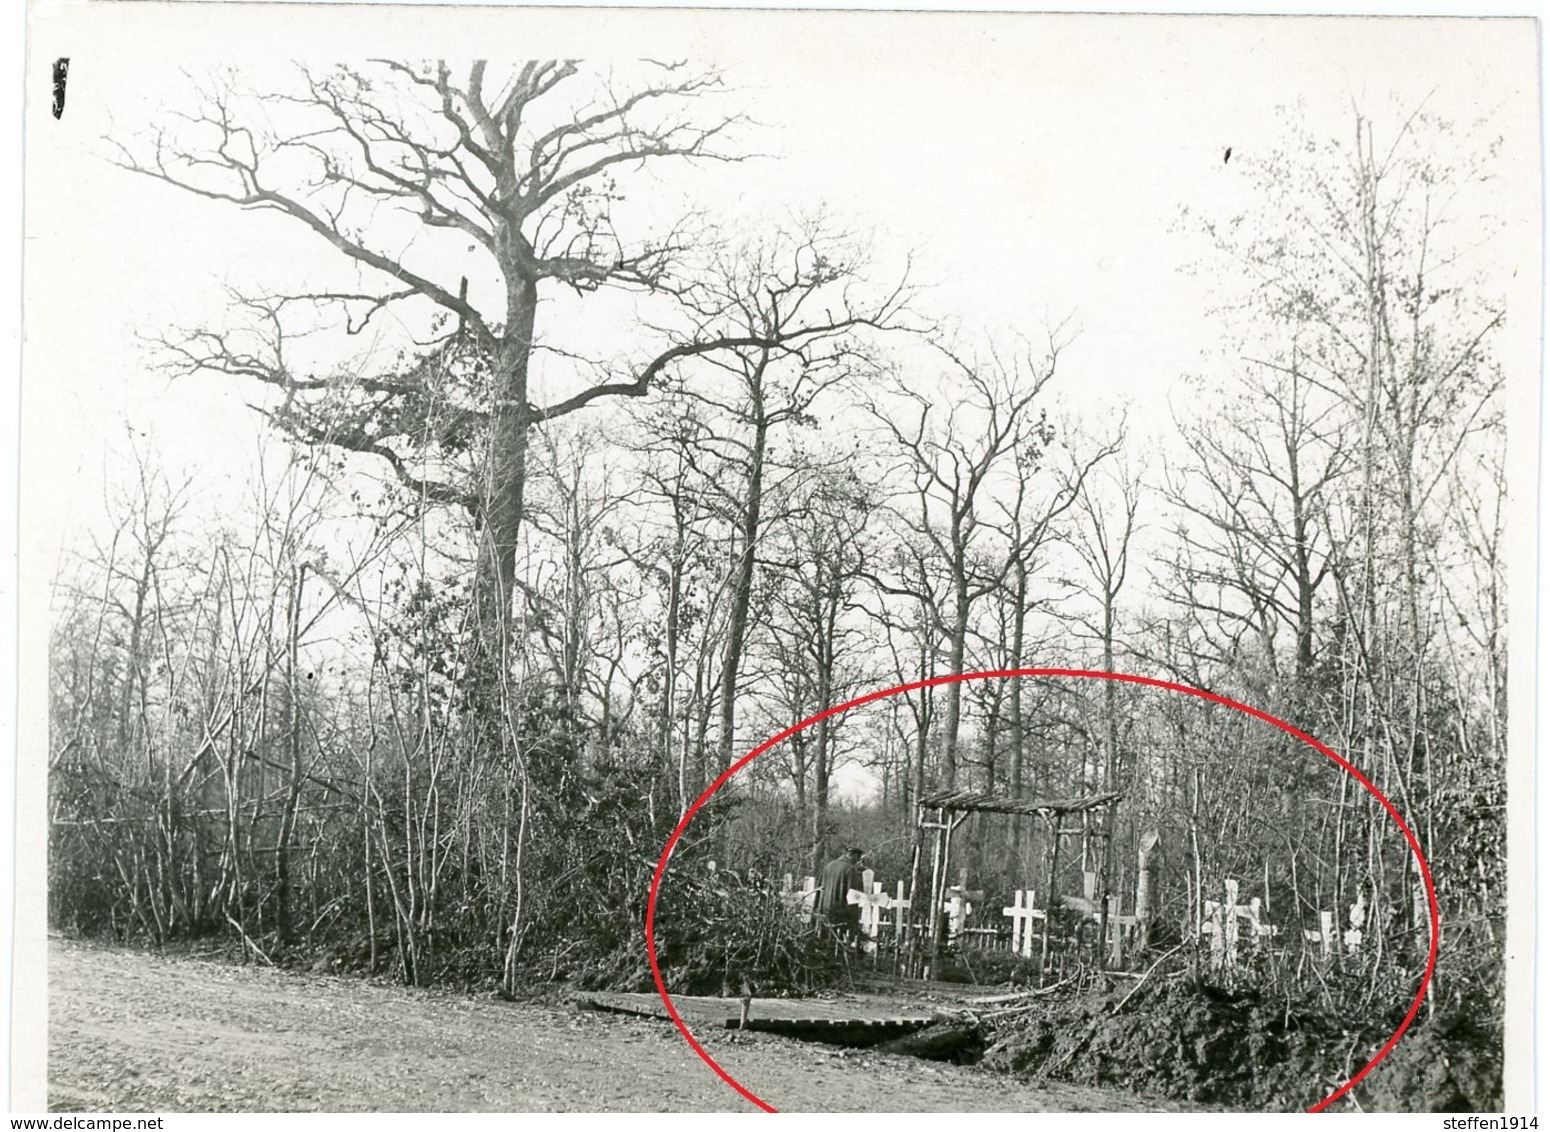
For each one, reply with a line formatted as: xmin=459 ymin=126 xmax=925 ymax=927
xmin=7 ymin=0 xmax=1546 ymax=1113
xmin=19 ymin=11 xmax=1540 ymax=587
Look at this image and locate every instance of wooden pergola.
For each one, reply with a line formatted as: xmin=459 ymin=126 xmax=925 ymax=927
xmin=912 ymin=787 xmax=1122 ymax=975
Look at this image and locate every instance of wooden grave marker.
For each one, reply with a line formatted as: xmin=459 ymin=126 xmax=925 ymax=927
xmin=891 ymin=880 xmax=911 ymax=940
xmin=1200 ymin=879 xmax=1276 ymax=968
xmin=942 ymin=884 xmax=984 ymax=943
xmin=1300 ymin=901 xmax=1365 ymax=957
xmin=782 ymin=873 xmax=818 ymax=924
xmin=848 ymin=868 xmax=895 ymax=951
xmin=1002 ymin=888 xmax=1047 ymax=958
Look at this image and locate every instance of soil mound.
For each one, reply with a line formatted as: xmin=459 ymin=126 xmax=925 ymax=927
xmin=1357 ymin=1018 xmax=1503 ymax=1112
xmin=982 ymin=979 xmax=1500 ymax=1112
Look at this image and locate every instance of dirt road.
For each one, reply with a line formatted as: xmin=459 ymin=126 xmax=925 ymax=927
xmin=48 ymin=938 xmax=1192 ymax=1112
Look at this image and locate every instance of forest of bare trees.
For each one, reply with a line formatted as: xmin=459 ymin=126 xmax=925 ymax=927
xmin=46 ymin=61 xmax=1510 ymax=1103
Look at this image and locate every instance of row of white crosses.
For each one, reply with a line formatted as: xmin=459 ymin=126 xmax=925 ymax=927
xmin=852 ymin=870 xmax=911 ymax=951
xmin=781 ymin=869 xmax=912 ymax=952
xmin=1001 ymin=872 xmax=1136 ymax=960
xmin=1302 ymin=890 xmax=1368 ymax=957
xmin=783 ymin=868 xmax=1369 ymax=965
xmin=780 ymin=868 xmax=1038 ymax=953
xmin=1199 ymin=879 xmax=1369 ymax=968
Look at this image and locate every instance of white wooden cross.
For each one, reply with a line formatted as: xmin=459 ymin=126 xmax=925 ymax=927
xmin=1303 ymin=910 xmax=1337 ymax=957
xmin=1002 ymin=888 xmax=1047 ymax=958
xmin=845 ymin=868 xmax=875 ymax=916
xmin=890 ymin=880 xmax=911 ymax=940
xmin=1201 ymin=879 xmax=1275 ymax=968
xmin=1101 ymin=894 xmax=1137 ymax=963
xmin=783 ymin=873 xmax=818 ymax=924
xmin=943 ymin=890 xmax=970 ymax=940
xmin=848 ymin=868 xmax=894 ymax=948
xmin=1301 ymin=900 xmax=1364 ymax=958
xmin=942 ymin=885 xmax=983 ymax=942
xmin=1345 ymin=893 xmax=1367 ymax=954
xmin=1200 ymin=880 xmax=1235 ymax=966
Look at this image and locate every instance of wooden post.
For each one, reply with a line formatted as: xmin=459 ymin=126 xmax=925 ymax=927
xmin=937 ymin=820 xmax=959 ymax=945
xmin=925 ymin=813 xmax=944 ymax=945
xmin=1096 ymin=803 xmax=1114 ymax=970
xmin=926 ymin=811 xmax=951 ymax=973
xmin=904 ymin=803 xmax=926 ymax=950
xmin=1183 ymin=870 xmax=1194 ymax=947
xmin=1040 ymin=815 xmax=1062 ymax=981
xmin=1224 ymin=879 xmax=1240 ymax=968
xmin=1201 ymin=899 xmax=1225 ymax=968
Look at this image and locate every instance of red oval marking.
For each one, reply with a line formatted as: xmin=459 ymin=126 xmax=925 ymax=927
xmin=645 ymin=668 xmax=1440 ymax=1113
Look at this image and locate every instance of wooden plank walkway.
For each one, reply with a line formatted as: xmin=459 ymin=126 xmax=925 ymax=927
xmin=574 ymin=991 xmax=942 ymax=1045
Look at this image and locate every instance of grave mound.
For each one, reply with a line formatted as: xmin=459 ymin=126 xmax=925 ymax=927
xmin=981 ymin=979 xmax=1501 ymax=1111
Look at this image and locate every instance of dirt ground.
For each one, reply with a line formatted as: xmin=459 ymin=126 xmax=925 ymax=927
xmin=46 ymin=937 xmax=1199 ymax=1113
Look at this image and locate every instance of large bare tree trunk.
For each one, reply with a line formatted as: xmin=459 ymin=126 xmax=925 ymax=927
xmin=473 ymin=288 xmax=537 ymax=668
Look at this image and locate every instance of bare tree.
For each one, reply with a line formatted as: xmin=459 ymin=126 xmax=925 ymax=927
xmin=623 ymin=403 xmax=730 ymax=808
xmin=869 ymin=339 xmax=1061 ymax=790
xmin=1163 ymin=355 xmax=1349 ymax=689
xmin=1063 ymin=429 xmax=1142 ymax=962
xmin=115 ymin=62 xmax=904 ymax=664
xmin=764 ymin=465 xmax=878 ymax=865
xmin=647 ymin=223 xmax=907 ymax=777
xmin=1181 ymin=101 xmax=1509 ymax=976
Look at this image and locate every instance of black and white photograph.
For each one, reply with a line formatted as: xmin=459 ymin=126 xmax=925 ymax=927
xmin=15 ymin=2 xmax=1541 ymax=1116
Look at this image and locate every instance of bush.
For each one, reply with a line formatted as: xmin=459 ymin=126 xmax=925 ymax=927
xmin=648 ymin=866 xmax=852 ymax=996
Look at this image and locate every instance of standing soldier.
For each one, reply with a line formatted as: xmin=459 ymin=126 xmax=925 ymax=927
xmin=816 ymin=846 xmax=865 ymax=942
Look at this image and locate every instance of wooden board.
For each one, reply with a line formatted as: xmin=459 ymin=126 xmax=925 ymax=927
xmin=738 ymin=1016 xmax=933 ymax=1044
xmin=575 ymin=990 xmax=942 ymax=1045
